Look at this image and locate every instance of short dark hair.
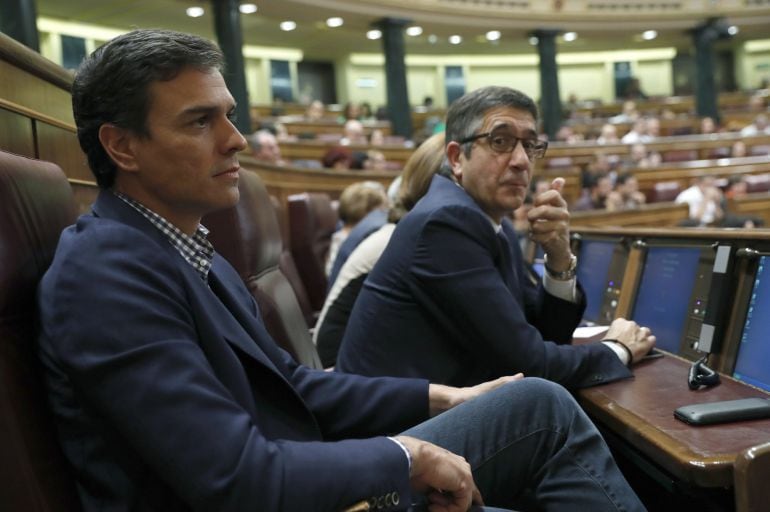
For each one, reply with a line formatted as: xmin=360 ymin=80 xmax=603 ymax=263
xmin=445 ymin=86 xmax=538 ymax=159
xmin=72 ymin=29 xmax=225 ymax=188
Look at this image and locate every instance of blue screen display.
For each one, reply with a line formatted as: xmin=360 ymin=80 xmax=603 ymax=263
xmin=631 ymin=247 xmax=702 ymax=353
xmin=576 ymin=240 xmax=617 ymax=323
xmin=733 ymin=256 xmax=770 ymax=392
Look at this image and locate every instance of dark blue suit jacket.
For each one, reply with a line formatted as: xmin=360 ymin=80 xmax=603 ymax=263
xmin=337 ymin=175 xmax=631 ymax=389
xmin=37 ymin=191 xmax=428 ymax=512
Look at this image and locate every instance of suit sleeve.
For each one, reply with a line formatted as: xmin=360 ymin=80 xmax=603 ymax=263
xmin=409 ymin=206 xmax=631 ymax=389
xmin=40 ymin=224 xmax=413 ymax=512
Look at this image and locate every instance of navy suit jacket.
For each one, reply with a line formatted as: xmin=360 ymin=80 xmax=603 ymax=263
xmin=337 ymin=175 xmax=631 ymax=389
xmin=37 ymin=191 xmax=428 ymax=512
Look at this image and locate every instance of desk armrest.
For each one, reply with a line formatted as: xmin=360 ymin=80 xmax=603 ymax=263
xmin=734 ymin=441 xmax=770 ymax=512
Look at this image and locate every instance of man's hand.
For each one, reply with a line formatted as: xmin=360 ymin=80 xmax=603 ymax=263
xmin=604 ymin=317 xmax=656 ymax=364
xmin=528 ymin=178 xmax=572 ymax=271
xmin=394 ymin=436 xmax=483 ymax=512
xmin=428 ymin=374 xmax=523 ymax=417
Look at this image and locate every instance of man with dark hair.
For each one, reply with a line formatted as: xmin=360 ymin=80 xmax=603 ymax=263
xmin=338 ymin=86 xmax=656 ymax=390
xmin=38 ymin=31 xmax=645 ymax=512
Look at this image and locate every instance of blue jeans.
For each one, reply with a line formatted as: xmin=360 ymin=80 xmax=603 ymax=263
xmin=403 ymin=378 xmax=645 ymax=512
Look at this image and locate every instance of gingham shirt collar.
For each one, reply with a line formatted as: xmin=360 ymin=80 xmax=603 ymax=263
xmin=114 ymin=192 xmax=214 ymax=281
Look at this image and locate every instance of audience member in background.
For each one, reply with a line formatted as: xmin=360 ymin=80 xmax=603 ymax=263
xmin=304 ymin=99 xmax=325 ymax=120
xmin=349 ymin=150 xmax=388 ymax=171
xmin=741 ymin=113 xmax=770 ymax=136
xmin=722 ymin=176 xmax=764 ymax=228
xmin=645 ymin=117 xmax=661 ymax=139
xmin=321 ymin=146 xmax=353 ymax=169
xmin=359 ymin=102 xmax=374 ymax=120
xmin=623 ymin=76 xmax=648 ymax=100
xmin=554 ymin=125 xmax=581 ymax=144
xmin=621 ymin=117 xmax=651 ymax=144
xmin=340 ymin=101 xmax=361 ymax=122
xmin=337 ymin=85 xmax=655 ymax=393
xmin=246 ymin=129 xmax=285 ymax=166
xmin=610 ymin=100 xmax=638 ymax=123
xmin=675 ymin=176 xmax=724 ymax=227
xmin=700 ymin=116 xmax=718 ymax=135
xmin=340 ymin=119 xmax=368 ymax=146
xmin=325 ymin=181 xmax=389 ymax=277
xmin=369 ymin=128 xmax=385 ymax=146
xmin=573 ymin=173 xmax=612 ymax=211
xmin=606 ymin=173 xmax=646 ymax=211
xmin=596 ymin=123 xmax=620 ymax=145
xmin=732 ymin=140 xmax=748 ymax=157
xmin=621 ymin=142 xmax=660 ymax=170
xmin=316 ymin=134 xmax=446 ymax=367
xmin=748 ymin=93 xmax=767 ymax=113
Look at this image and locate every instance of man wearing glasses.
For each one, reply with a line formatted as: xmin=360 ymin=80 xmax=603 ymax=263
xmin=337 ymin=86 xmax=655 ymax=390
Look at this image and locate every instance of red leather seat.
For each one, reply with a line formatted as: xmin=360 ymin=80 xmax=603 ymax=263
xmin=287 ymin=192 xmax=338 ymax=311
xmin=0 ymin=150 xmax=81 ymax=511
xmin=203 ymin=170 xmax=322 ymax=368
xmin=650 ymin=180 xmax=682 ymax=202
xmin=661 ymin=149 xmax=698 ymax=162
xmin=745 ymin=174 xmax=770 ymax=194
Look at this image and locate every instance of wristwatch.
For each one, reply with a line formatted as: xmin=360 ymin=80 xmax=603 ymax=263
xmin=544 ymin=253 xmax=577 ymax=281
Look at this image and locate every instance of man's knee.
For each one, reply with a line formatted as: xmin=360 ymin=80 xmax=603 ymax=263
xmin=493 ymin=377 xmax=578 ymax=421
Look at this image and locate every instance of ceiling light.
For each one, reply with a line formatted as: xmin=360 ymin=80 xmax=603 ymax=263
xmin=728 ymin=25 xmax=739 ymax=36
xmin=563 ymin=32 xmax=577 ymax=42
xmin=239 ymin=3 xmax=257 ymax=14
xmin=186 ymin=6 xmax=204 ymax=18
xmin=406 ymin=26 xmax=423 ymax=37
xmin=326 ymin=17 xmax=344 ymax=28
xmin=280 ymin=21 xmax=297 ymax=31
xmin=528 ymin=36 xmax=539 ymax=46
xmin=449 ymin=35 xmax=462 ymax=45
xmin=642 ymin=30 xmax=657 ymax=40
xmin=428 ymin=34 xmax=438 ymax=44
xmin=366 ymin=29 xmax=382 ymax=40
xmin=486 ymin=30 xmax=501 ymax=41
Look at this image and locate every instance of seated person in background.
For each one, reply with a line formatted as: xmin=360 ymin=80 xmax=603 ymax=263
xmin=741 ymin=113 xmax=770 ymax=136
xmin=595 ymin=123 xmax=620 ymax=144
xmin=369 ymin=128 xmax=385 ymax=146
xmin=621 ymin=142 xmax=660 ymax=169
xmin=606 ymin=173 xmax=646 ymax=211
xmin=621 ymin=117 xmax=651 ymax=144
xmin=325 ymin=181 xmax=388 ymax=277
xmin=721 ymin=176 xmax=764 ymax=228
xmin=305 ymin=99 xmax=325 ymax=120
xmin=675 ymin=176 xmax=724 ymax=227
xmin=246 ymin=129 xmax=285 ymax=165
xmin=316 ymin=134 xmax=446 ymax=368
xmin=340 ymin=101 xmax=361 ymax=122
xmin=337 ymin=86 xmax=655 ymax=391
xmin=36 ymin=29 xmax=650 ymax=512
xmin=732 ymin=140 xmax=748 ymax=157
xmin=700 ymin=116 xmax=718 ymax=135
xmin=581 ymin=151 xmax=616 ymax=188
xmin=609 ymin=100 xmax=638 ymax=123
xmin=321 ymin=146 xmax=353 ymax=169
xmin=573 ymin=172 xmax=612 ymax=211
xmin=340 ymin=119 xmax=368 ymax=146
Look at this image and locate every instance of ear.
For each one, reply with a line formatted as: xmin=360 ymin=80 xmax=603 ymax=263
xmin=98 ymin=124 xmax=140 ymax=173
xmin=445 ymin=141 xmax=464 ymax=182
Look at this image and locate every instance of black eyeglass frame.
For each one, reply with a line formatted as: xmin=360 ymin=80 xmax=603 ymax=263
xmin=458 ymin=130 xmax=549 ymax=160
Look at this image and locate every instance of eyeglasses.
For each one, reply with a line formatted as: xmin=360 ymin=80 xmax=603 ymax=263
xmin=458 ymin=128 xmax=548 ymax=160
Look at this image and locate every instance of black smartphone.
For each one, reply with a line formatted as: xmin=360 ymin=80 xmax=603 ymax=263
xmin=674 ymin=397 xmax=770 ymax=426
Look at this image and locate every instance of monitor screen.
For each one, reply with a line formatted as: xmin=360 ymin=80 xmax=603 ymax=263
xmin=631 ymin=246 xmax=702 ymax=353
xmin=576 ymin=239 xmax=617 ymax=324
xmin=733 ymin=256 xmax=770 ymax=392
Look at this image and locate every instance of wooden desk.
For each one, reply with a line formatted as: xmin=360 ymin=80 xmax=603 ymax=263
xmin=577 ymin=352 xmax=770 ymax=490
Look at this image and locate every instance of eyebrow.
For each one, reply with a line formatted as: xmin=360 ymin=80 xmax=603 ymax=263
xmin=179 ymin=103 xmax=237 ymax=119
xmin=490 ymin=123 xmax=538 ymax=139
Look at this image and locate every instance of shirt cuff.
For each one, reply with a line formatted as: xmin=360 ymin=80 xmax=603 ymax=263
xmin=542 ymin=272 xmax=578 ymax=303
xmin=602 ymin=340 xmax=631 ymax=365
xmin=387 ymin=437 xmax=412 ymax=476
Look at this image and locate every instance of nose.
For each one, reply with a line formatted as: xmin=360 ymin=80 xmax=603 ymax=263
xmin=507 ymin=140 xmax=531 ymax=171
xmin=222 ymin=117 xmax=247 ymax=154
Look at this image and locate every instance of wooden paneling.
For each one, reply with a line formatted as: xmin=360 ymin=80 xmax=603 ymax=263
xmin=571 ymin=202 xmax=690 ymax=227
xmin=36 ymin=122 xmax=90 ymax=182
xmin=0 ymin=107 xmax=35 ymax=158
xmin=728 ymin=193 xmax=770 ymax=227
xmin=245 ymin=157 xmax=395 ymax=206
xmin=279 ymin=139 xmax=415 ymax=166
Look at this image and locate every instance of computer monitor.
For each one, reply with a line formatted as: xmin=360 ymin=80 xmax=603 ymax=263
xmin=733 ymin=256 xmax=770 ymax=392
xmin=630 ymin=245 xmax=713 ymax=356
xmin=576 ymin=239 xmax=620 ymax=324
